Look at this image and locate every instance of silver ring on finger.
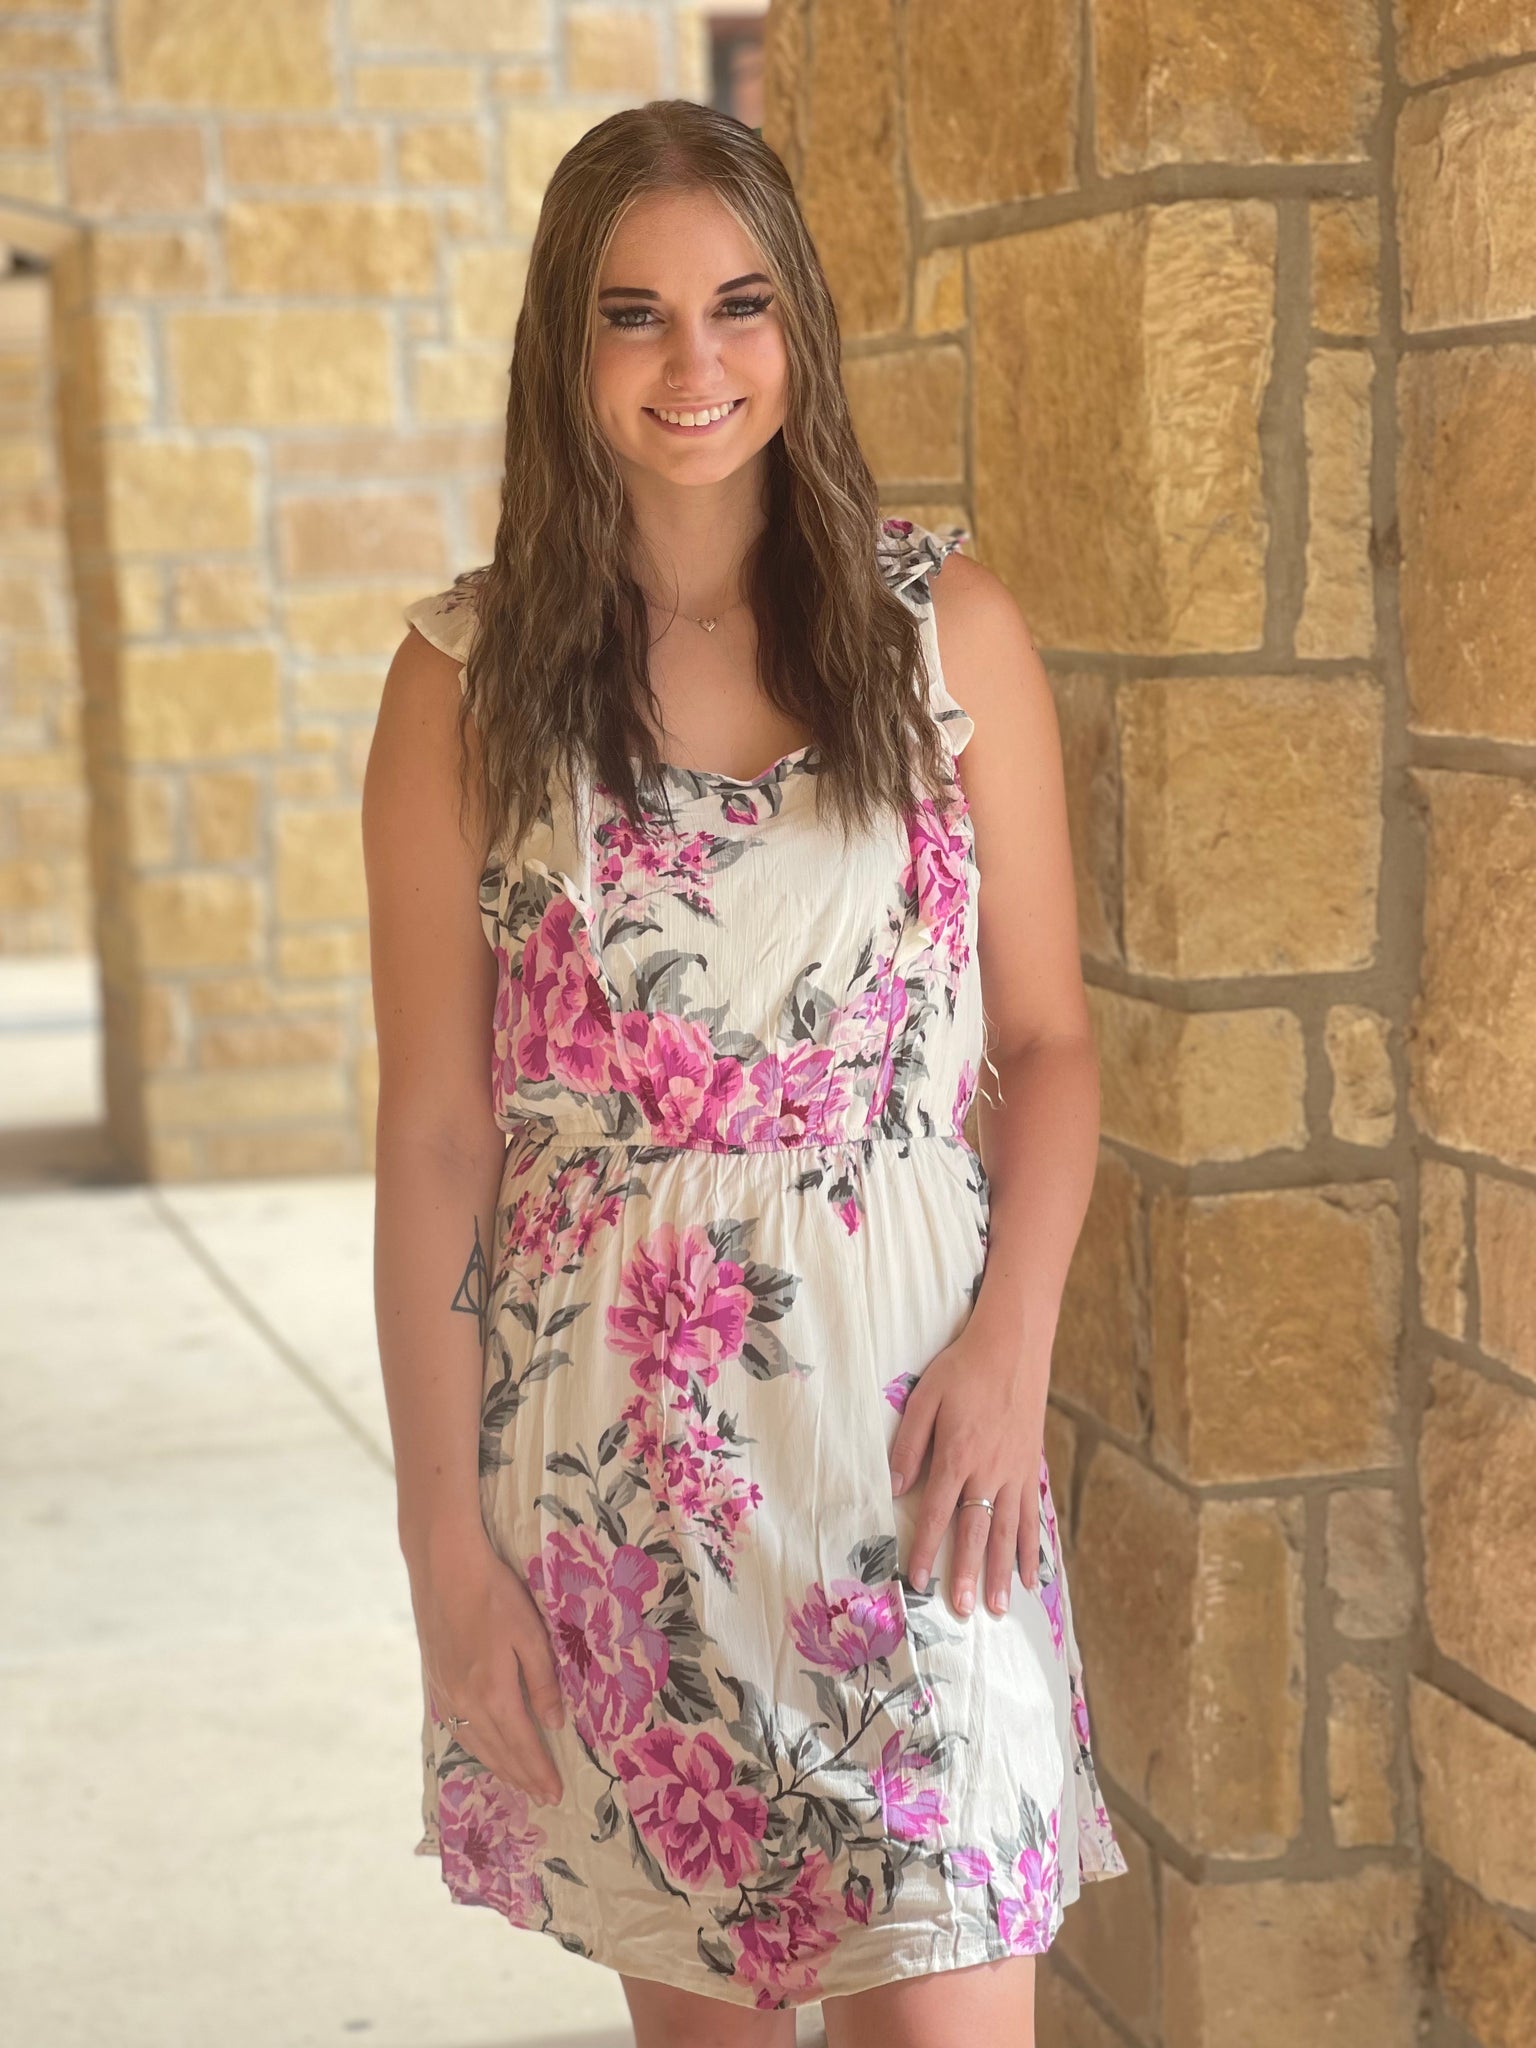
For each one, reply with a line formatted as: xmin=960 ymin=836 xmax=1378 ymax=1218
xmin=958 ymin=1495 xmax=994 ymax=1517
xmin=446 ymin=1712 xmax=471 ymax=1734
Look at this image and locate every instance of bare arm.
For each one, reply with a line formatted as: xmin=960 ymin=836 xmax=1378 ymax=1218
xmin=363 ymin=623 xmax=566 ymax=1803
xmin=888 ymin=554 xmax=1101 ymax=1619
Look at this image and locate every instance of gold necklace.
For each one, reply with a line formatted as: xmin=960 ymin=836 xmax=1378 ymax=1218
xmin=643 ymin=590 xmax=746 ymax=634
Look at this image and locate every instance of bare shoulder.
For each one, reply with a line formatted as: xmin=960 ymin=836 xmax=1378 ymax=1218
xmin=927 ymin=550 xmax=1047 ymax=726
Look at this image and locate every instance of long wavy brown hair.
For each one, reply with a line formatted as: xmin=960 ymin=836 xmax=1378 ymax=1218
xmin=454 ymin=97 xmax=956 ymax=865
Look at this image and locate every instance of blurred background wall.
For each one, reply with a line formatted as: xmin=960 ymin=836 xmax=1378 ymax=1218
xmin=759 ymin=4 xmax=1536 ymax=2046
xmin=0 ymin=0 xmax=766 ymax=1179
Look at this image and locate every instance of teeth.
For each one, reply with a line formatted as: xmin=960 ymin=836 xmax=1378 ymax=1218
xmin=651 ymin=399 xmax=740 ymax=427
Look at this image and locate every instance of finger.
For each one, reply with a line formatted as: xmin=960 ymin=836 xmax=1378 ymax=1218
xmin=514 ymin=1617 xmax=567 ymax=1734
xmin=888 ymin=1377 xmax=937 ymax=1499
xmin=1018 ymin=1498 xmax=1042 ymax=1590
xmin=949 ymin=1489 xmax=996 ymax=1617
xmin=907 ymin=1452 xmax=963 ymax=1592
xmin=486 ymin=1694 xmax=564 ymax=1806
xmin=983 ymin=1481 xmax=1022 ymax=1613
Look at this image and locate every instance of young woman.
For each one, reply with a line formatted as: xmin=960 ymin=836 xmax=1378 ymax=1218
xmin=364 ymin=98 xmax=1125 ymax=2048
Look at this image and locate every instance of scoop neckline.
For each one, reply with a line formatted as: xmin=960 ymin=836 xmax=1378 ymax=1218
xmin=629 ymin=740 xmax=819 ymax=789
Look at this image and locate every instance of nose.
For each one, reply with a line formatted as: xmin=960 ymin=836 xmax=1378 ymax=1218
xmin=663 ymin=314 xmax=723 ymax=395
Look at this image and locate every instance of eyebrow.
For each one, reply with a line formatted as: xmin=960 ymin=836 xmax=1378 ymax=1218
xmin=597 ymin=272 xmax=773 ymax=302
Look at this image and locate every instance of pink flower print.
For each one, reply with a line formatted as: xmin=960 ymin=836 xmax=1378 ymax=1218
xmin=787 ymin=1577 xmax=906 ymax=1674
xmin=1072 ymin=1679 xmax=1093 ymax=1752
xmin=721 ymin=1043 xmax=845 ymax=1148
xmin=842 ymin=1868 xmax=874 ymax=1923
xmin=606 ymin=1223 xmax=754 ymax=1395
xmin=612 ymin=1007 xmax=745 ymax=1145
xmin=1038 ymin=1573 xmax=1066 ymax=1660
xmin=437 ymin=1771 xmax=548 ymax=1921
xmin=512 ymin=893 xmax=624 ymax=1095
xmin=995 ymin=1806 xmax=1060 ymax=1955
xmin=612 ymin=1724 xmax=768 ymax=1889
xmin=524 ymin=1525 xmax=669 ymax=1752
xmin=655 ymin=1421 xmax=764 ymax=1579
xmin=953 ymin=1059 xmax=978 ymax=1136
xmin=881 ymin=1369 xmax=920 ymax=1415
xmin=904 ymin=799 xmax=972 ymax=981
xmin=949 ymin=1844 xmax=993 ymax=1887
xmin=729 ymin=1849 xmax=842 ymax=2009
xmin=869 ymin=1730 xmax=949 ymax=1844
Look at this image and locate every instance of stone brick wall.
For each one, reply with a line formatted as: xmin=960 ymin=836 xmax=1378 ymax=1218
xmin=0 ymin=0 xmax=761 ymax=1175
xmin=763 ymin=4 xmax=1536 ymax=2044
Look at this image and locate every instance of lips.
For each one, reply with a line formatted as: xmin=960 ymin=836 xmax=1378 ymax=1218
xmin=644 ymin=397 xmax=744 ymax=431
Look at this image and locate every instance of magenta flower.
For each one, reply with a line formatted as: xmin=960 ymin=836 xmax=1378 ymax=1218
xmin=949 ymin=1844 xmax=993 ymax=1887
xmin=507 ymin=893 xmax=624 ymax=1096
xmin=787 ymin=1577 xmax=906 ymax=1673
xmin=881 ymin=1370 xmax=919 ymax=1414
xmin=606 ymin=1222 xmax=754 ymax=1394
xmin=612 ymin=1007 xmax=745 ymax=1144
xmin=869 ymin=1729 xmax=949 ymax=1843
xmin=729 ymin=1849 xmax=842 ymax=2009
xmin=612 ymin=1723 xmax=767 ymax=1889
xmin=437 ymin=1771 xmax=547 ymax=1922
xmin=524 ymin=1525 xmax=669 ymax=1751
xmin=995 ymin=1806 xmax=1060 ymax=1954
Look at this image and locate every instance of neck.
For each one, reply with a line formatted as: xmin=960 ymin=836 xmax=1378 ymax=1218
xmin=620 ymin=447 xmax=768 ymax=613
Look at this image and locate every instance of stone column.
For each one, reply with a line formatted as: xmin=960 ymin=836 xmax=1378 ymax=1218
xmin=765 ymin=2 xmax=1536 ymax=2042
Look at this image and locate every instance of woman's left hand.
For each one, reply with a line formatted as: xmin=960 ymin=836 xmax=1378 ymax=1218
xmin=888 ymin=1325 xmax=1049 ymax=1617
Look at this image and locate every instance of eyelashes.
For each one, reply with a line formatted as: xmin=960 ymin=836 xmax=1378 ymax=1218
xmin=601 ymin=294 xmax=775 ymax=333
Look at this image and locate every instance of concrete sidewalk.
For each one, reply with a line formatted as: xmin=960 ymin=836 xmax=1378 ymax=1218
xmin=0 ymin=960 xmax=828 ymax=2047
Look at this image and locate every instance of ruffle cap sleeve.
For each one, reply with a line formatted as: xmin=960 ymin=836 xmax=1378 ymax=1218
xmin=402 ymin=571 xmax=484 ymax=695
xmin=875 ymin=514 xmax=974 ymax=757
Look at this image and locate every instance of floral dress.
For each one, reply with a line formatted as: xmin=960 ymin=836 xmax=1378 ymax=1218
xmin=399 ymin=515 xmax=1127 ymax=2012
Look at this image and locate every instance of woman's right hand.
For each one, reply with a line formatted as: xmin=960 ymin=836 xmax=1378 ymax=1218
xmin=409 ymin=1525 xmax=568 ymax=1806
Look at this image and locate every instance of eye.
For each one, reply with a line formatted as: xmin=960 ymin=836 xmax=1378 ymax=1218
xmin=721 ymin=294 xmax=774 ymax=321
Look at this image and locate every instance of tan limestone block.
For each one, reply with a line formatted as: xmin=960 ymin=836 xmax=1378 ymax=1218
xmin=0 ymin=860 xmax=55 ymax=913
xmin=187 ymin=974 xmax=271 ymax=1018
xmin=275 ymin=806 xmax=366 ymax=923
xmin=1051 ymin=1805 xmax=1156 ymax=2035
xmin=283 ymin=582 xmax=426 ymax=658
xmin=1298 ymin=348 xmax=1375 ymax=659
xmin=1410 ymin=769 xmax=1536 ymax=1164
xmin=1073 ymin=1444 xmax=1306 ymax=1855
xmin=1399 ymin=69 xmax=1536 ymax=332
xmin=1397 ymin=0 xmax=1536 ymax=81
xmin=116 ymin=0 xmax=337 ymax=110
xmin=206 ymin=1127 xmax=357 ymax=1177
xmin=292 ymin=667 xmax=385 ymax=716
xmin=137 ymin=981 xmax=187 ymax=1073
xmin=1050 ymin=672 xmax=1119 ymax=962
xmin=1410 ymin=1678 xmax=1536 ymax=1914
xmin=798 ymin=0 xmax=907 ymax=341
xmin=490 ymin=61 xmax=556 ymax=100
xmin=275 ymin=761 xmax=340 ymax=801
xmin=450 ymin=244 xmax=529 ymax=344
xmin=132 ymin=871 xmax=262 ymax=970
xmin=225 ymin=200 xmax=435 ymax=297
xmin=442 ymin=195 xmax=495 ymax=243
xmin=198 ymin=1017 xmax=347 ymax=1070
xmin=761 ymin=0 xmax=809 ymax=186
xmin=1326 ymin=1486 xmax=1416 ymax=1639
xmin=1327 ymin=1662 xmax=1399 ymax=1847
xmin=269 ymin=425 xmax=503 ymax=480
xmin=1418 ymin=1157 xmax=1469 ymax=1342
xmin=906 ymin=0 xmax=1077 ymax=213
xmin=144 ymin=1131 xmax=201 ymax=1180
xmin=912 ymin=249 xmax=965 ymax=339
xmin=146 ymin=1065 xmax=348 ymax=1129
xmin=972 ymin=203 xmax=1274 ymax=654
xmin=1052 ymin=1144 xmax=1149 ymax=1439
xmin=355 ymin=65 xmax=481 ymax=112
xmin=278 ymin=926 xmax=370 ymax=978
xmin=503 ymin=104 xmax=612 ymax=236
xmin=1324 ymin=1003 xmax=1395 ymax=1146
xmin=397 ymin=121 xmax=488 ymax=188
xmin=1090 ymin=985 xmax=1307 ymax=1165
xmin=167 ymin=310 xmax=394 ymax=426
xmin=105 ymin=442 xmax=258 ymax=554
xmin=1120 ymin=674 xmax=1382 ymax=977
xmin=1095 ymin=0 xmax=1379 ymax=172
xmin=842 ymin=346 xmax=965 ymax=486
xmin=92 ymin=227 xmax=212 ymax=296
xmin=120 ymin=646 xmax=280 ymax=763
xmin=1311 ymin=195 xmax=1381 ymax=335
xmin=565 ymin=9 xmax=660 ymax=95
xmin=412 ymin=344 xmax=511 ymax=425
xmin=0 ymin=570 xmax=51 ymax=633
xmin=1161 ymin=1860 xmax=1420 ymax=2047
xmin=1420 ymin=1357 xmax=1536 ymax=1710
xmin=0 ymin=84 xmax=48 ymax=150
xmin=187 ymin=771 xmax=259 ymax=864
xmin=0 ymin=749 xmax=80 ymax=792
xmin=1399 ymin=347 xmax=1536 ymax=742
xmin=1035 ymin=1962 xmax=1124 ymax=2047
xmin=1477 ymin=1177 xmax=1536 ymax=1387
xmin=173 ymin=563 xmax=269 ymax=633
xmin=95 ymin=311 xmax=154 ymax=428
xmin=352 ymin=0 xmax=544 ymax=51
xmin=1150 ymin=1182 xmax=1400 ymax=1483
xmin=278 ymin=488 xmax=448 ymax=581
xmin=0 ymin=156 xmax=61 ymax=207
xmin=1435 ymin=1873 xmax=1536 ymax=2048
xmin=0 ymin=25 xmax=95 ymax=71
xmin=222 ymin=122 xmax=383 ymax=188
xmin=66 ymin=123 xmax=205 ymax=216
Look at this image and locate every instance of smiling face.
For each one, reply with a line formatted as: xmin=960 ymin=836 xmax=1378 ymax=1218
xmin=589 ymin=185 xmax=789 ymax=488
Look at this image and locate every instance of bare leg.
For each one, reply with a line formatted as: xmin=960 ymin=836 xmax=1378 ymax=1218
xmin=620 ymin=1973 xmax=799 ymax=2048
xmin=821 ymin=1954 xmax=1035 ymax=2048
